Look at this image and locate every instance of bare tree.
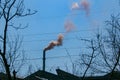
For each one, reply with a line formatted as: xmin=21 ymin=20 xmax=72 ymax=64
xmin=69 ymin=13 xmax=120 ymax=80
xmin=81 ymin=39 xmax=97 ymax=80
xmin=0 ymin=0 xmax=36 ymax=80
xmin=104 ymin=14 xmax=120 ymax=79
xmin=74 ymin=38 xmax=98 ymax=78
xmin=76 ymin=14 xmax=120 ymax=79
xmin=64 ymin=48 xmax=80 ymax=76
xmin=94 ymin=14 xmax=120 ymax=75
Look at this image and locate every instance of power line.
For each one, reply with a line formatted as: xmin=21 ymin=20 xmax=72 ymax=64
xmin=22 ymin=37 xmax=91 ymax=43
xmin=7 ymin=34 xmax=93 ymax=43
xmin=6 ymin=46 xmax=86 ymax=53
xmin=8 ymin=29 xmax=97 ymax=37
xmin=5 ymin=36 xmax=91 ymax=43
xmin=16 ymin=55 xmax=80 ymax=61
xmin=7 ymin=29 xmax=95 ymax=43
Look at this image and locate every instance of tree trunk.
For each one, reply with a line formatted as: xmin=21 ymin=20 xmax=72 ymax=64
xmin=2 ymin=54 xmax=12 ymax=80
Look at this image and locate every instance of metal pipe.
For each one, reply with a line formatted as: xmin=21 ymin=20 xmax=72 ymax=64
xmin=43 ymin=50 xmax=46 ymax=71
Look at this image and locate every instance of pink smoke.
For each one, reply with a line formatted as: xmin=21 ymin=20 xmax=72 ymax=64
xmin=71 ymin=0 xmax=90 ymax=16
xmin=64 ymin=20 xmax=75 ymax=33
xmin=71 ymin=2 xmax=80 ymax=10
xmin=44 ymin=34 xmax=64 ymax=52
xmin=80 ymin=0 xmax=90 ymax=15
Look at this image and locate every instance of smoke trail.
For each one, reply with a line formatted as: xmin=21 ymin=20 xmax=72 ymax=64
xmin=64 ymin=20 xmax=75 ymax=33
xmin=71 ymin=0 xmax=90 ymax=16
xmin=44 ymin=34 xmax=64 ymax=52
xmin=71 ymin=2 xmax=80 ymax=10
xmin=57 ymin=34 xmax=64 ymax=46
xmin=80 ymin=0 xmax=90 ymax=15
xmin=43 ymin=0 xmax=90 ymax=52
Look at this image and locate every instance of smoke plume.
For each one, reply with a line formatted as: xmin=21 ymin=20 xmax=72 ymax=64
xmin=80 ymin=0 xmax=90 ymax=15
xmin=44 ymin=34 xmax=64 ymax=52
xmin=71 ymin=0 xmax=90 ymax=16
xmin=71 ymin=2 xmax=80 ymax=10
xmin=64 ymin=20 xmax=75 ymax=33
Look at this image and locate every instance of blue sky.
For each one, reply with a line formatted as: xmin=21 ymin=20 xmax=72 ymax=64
xmin=2 ymin=0 xmax=120 ymax=77
xmin=19 ymin=0 xmax=120 ymax=76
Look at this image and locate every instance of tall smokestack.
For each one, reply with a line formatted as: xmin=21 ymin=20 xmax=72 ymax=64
xmin=43 ymin=34 xmax=64 ymax=71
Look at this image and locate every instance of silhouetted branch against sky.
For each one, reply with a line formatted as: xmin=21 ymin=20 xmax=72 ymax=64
xmin=0 ymin=0 xmax=37 ymax=80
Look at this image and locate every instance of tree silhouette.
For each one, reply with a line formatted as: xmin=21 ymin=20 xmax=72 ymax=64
xmin=77 ymin=14 xmax=120 ymax=79
xmin=0 ymin=0 xmax=36 ymax=80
